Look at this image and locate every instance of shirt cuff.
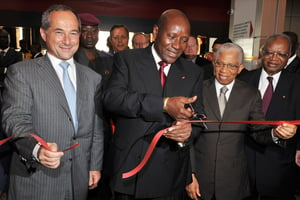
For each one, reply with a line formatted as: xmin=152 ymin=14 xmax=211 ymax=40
xmin=271 ymin=129 xmax=279 ymax=144
xmin=32 ymin=143 xmax=41 ymax=162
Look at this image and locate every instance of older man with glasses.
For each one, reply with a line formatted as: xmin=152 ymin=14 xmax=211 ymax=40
xmin=239 ymin=34 xmax=300 ymax=200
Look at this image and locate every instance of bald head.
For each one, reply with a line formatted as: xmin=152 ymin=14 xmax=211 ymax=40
xmin=157 ymin=9 xmax=190 ymax=31
xmin=153 ymin=9 xmax=190 ymax=64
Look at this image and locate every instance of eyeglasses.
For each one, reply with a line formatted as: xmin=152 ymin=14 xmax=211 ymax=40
xmin=214 ymin=61 xmax=240 ymax=70
xmin=263 ymin=50 xmax=289 ymax=59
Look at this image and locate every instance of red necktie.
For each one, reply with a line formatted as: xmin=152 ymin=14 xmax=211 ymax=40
xmin=262 ymin=76 xmax=273 ymax=115
xmin=158 ymin=61 xmax=168 ymax=88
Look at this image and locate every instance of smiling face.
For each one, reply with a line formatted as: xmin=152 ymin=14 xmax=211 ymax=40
xmin=214 ymin=50 xmax=244 ymax=85
xmin=262 ymin=36 xmax=290 ymax=75
xmin=40 ymin=10 xmax=80 ymax=61
xmin=153 ymin=10 xmax=190 ymax=64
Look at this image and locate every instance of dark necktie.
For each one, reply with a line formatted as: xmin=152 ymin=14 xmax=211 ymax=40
xmin=262 ymin=76 xmax=273 ymax=115
xmin=158 ymin=61 xmax=168 ymax=88
xmin=59 ymin=61 xmax=78 ymax=132
xmin=218 ymin=86 xmax=228 ymax=117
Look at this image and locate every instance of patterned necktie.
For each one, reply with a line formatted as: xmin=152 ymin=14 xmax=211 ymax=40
xmin=218 ymin=86 xmax=228 ymax=117
xmin=262 ymin=76 xmax=273 ymax=115
xmin=59 ymin=61 xmax=78 ymax=132
xmin=158 ymin=61 xmax=168 ymax=88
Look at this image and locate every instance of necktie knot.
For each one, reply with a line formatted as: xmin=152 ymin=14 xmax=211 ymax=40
xmin=59 ymin=61 xmax=70 ymax=70
xmin=158 ymin=61 xmax=168 ymax=69
xmin=220 ymin=86 xmax=228 ymax=94
xmin=267 ymin=76 xmax=273 ymax=83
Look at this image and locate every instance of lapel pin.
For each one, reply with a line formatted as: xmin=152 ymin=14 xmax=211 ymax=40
xmin=181 ymin=76 xmax=186 ymax=79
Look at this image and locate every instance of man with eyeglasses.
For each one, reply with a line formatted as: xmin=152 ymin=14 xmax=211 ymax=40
xmin=239 ymin=34 xmax=300 ymax=200
xmin=186 ymin=42 xmax=297 ymax=200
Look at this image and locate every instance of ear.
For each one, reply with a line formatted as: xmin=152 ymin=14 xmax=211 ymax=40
xmin=237 ymin=64 xmax=245 ymax=74
xmin=40 ymin=28 xmax=47 ymax=42
xmin=152 ymin=24 xmax=158 ymax=41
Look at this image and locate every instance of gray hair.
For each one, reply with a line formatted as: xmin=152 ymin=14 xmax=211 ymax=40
xmin=41 ymin=4 xmax=81 ymax=32
xmin=214 ymin=42 xmax=244 ymax=64
xmin=262 ymin=33 xmax=291 ymax=55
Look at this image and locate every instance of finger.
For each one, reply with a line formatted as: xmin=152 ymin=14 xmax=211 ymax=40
xmin=188 ymin=96 xmax=197 ymax=103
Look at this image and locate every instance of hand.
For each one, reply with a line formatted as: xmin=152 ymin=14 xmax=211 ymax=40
xmin=186 ymin=173 xmax=201 ymax=200
xmin=273 ymin=123 xmax=297 ymax=139
xmin=164 ymin=96 xmax=197 ymax=120
xmin=295 ymin=150 xmax=300 ymax=167
xmin=38 ymin=143 xmax=64 ymax=169
xmin=89 ymin=171 xmax=101 ymax=190
xmin=163 ymin=121 xmax=192 ymax=143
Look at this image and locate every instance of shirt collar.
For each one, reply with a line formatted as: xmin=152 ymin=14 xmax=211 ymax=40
xmin=285 ymin=54 xmax=297 ymax=68
xmin=215 ymin=79 xmax=235 ymax=91
xmin=47 ymin=53 xmax=75 ymax=67
xmin=151 ymin=44 xmax=170 ymax=70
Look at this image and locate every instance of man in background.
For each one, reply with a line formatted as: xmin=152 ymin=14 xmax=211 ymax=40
xmin=109 ymin=24 xmax=129 ymax=54
xmin=132 ymin=32 xmax=150 ymax=49
xmin=0 ymin=29 xmax=23 ymax=88
xmin=30 ymin=42 xmax=43 ymax=59
xmin=74 ymin=12 xmax=113 ymax=89
xmin=283 ymin=31 xmax=300 ymax=75
xmin=183 ymin=35 xmax=212 ymax=79
xmin=74 ymin=12 xmax=113 ymax=200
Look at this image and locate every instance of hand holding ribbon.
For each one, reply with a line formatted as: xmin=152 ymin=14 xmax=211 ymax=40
xmin=122 ymin=120 xmax=300 ymax=179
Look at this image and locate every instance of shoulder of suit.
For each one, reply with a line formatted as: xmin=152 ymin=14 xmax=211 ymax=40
xmin=235 ymin=79 xmax=259 ymax=94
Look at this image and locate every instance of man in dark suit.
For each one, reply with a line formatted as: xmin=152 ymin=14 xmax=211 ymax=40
xmin=186 ymin=43 xmax=297 ymax=200
xmin=74 ymin=13 xmax=113 ymax=89
xmin=183 ymin=35 xmax=212 ymax=80
xmin=102 ymin=9 xmax=204 ymax=199
xmin=239 ymin=34 xmax=300 ymax=200
xmin=0 ymin=28 xmax=22 ymax=198
xmin=283 ymin=31 xmax=300 ymax=75
xmin=0 ymin=29 xmax=23 ymax=88
xmin=74 ymin=12 xmax=113 ymax=200
xmin=1 ymin=5 xmax=103 ymax=200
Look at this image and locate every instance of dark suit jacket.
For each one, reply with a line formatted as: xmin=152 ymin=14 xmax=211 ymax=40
xmin=102 ymin=46 xmax=204 ymax=198
xmin=191 ymin=79 xmax=275 ymax=200
xmin=1 ymin=56 xmax=103 ymax=200
xmin=194 ymin=57 xmax=214 ymax=80
xmin=74 ymin=47 xmax=113 ymax=89
xmin=285 ymin=56 xmax=300 ymax=75
xmin=238 ymin=68 xmax=300 ymax=197
xmin=0 ymin=48 xmax=23 ymax=86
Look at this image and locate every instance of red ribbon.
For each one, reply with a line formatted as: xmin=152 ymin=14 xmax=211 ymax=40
xmin=122 ymin=120 xmax=300 ymax=179
xmin=0 ymin=133 xmax=79 ymax=152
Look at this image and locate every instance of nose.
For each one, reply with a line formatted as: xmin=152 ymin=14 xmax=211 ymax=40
xmin=63 ymin=33 xmax=70 ymax=44
xmin=171 ymin=38 xmax=180 ymax=50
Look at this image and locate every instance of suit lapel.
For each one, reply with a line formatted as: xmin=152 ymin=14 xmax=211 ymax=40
xmin=137 ymin=47 xmax=163 ymax=96
xmin=222 ymin=81 xmax=241 ymax=119
xmin=204 ymin=79 xmax=221 ymax=120
xmin=75 ymin=63 xmax=89 ymax=128
xmin=36 ymin=56 xmax=72 ymax=117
